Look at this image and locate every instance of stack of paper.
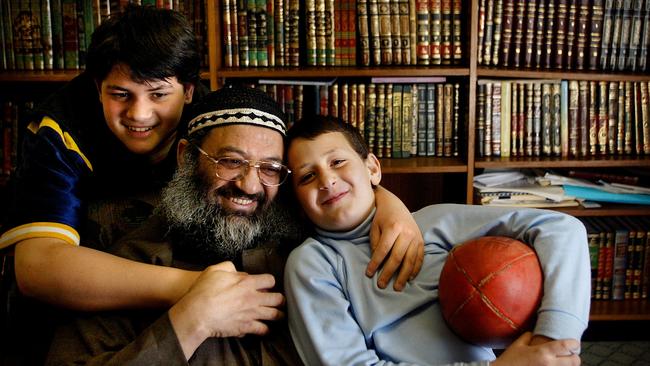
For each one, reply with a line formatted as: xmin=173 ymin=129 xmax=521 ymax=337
xmin=474 ymin=171 xmax=579 ymax=208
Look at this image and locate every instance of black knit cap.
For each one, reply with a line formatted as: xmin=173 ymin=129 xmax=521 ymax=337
xmin=187 ymin=86 xmax=287 ymax=136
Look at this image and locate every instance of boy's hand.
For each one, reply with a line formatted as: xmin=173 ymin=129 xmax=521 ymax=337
xmin=491 ymin=332 xmax=581 ymax=366
xmin=368 ymin=186 xmax=424 ymax=291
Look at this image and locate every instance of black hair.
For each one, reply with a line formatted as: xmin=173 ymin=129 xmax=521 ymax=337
xmin=86 ymin=5 xmax=200 ymax=85
xmin=286 ymin=115 xmax=370 ymax=159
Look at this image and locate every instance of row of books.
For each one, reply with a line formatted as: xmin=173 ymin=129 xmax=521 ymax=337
xmin=476 ymin=79 xmax=650 ymax=159
xmin=478 ymin=0 xmax=650 ymax=72
xmin=581 ymin=216 xmax=650 ymax=301
xmin=221 ymin=0 xmax=464 ymax=68
xmin=250 ymin=78 xmax=462 ymax=158
xmin=0 ymin=0 xmax=207 ymax=71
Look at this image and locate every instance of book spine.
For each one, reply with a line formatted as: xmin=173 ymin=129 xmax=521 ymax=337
xmin=598 ymin=81 xmax=609 ymax=154
xmin=237 ymin=0 xmax=250 ymax=66
xmin=41 ymin=0 xmax=54 ymax=70
xmin=426 ymin=84 xmax=436 ymax=155
xmin=600 ymin=0 xmax=615 ymax=69
xmin=608 ymin=81 xmax=620 ymax=154
xmin=533 ymin=0 xmax=546 ymax=68
xmin=384 ymin=84 xmax=393 ymax=157
xmin=626 ymin=0 xmax=643 ymax=70
xmin=409 ymin=0 xmax=418 ymax=65
xmin=554 ymin=0 xmax=569 ymax=68
xmin=485 ymin=82 xmax=493 ymax=156
xmin=569 ymin=80 xmax=580 ymax=156
xmin=62 ymin=0 xmax=79 ymax=70
xmin=490 ymin=82 xmax=501 ymax=156
xmin=501 ymin=0 xmax=515 ymax=66
xmin=578 ymin=80 xmax=589 ymax=156
xmin=1 ymin=1 xmax=15 ymax=70
xmin=543 ymin=0 xmax=555 ymax=68
xmin=542 ymin=83 xmax=552 ymax=155
xmin=609 ymin=0 xmax=624 ymax=70
xmin=430 ymin=0 xmax=443 ymax=64
xmin=415 ymin=0 xmax=429 ymax=65
xmin=436 ymin=84 xmax=445 ymax=156
xmin=511 ymin=83 xmax=520 ymax=156
xmin=451 ymin=0 xmax=462 ymax=63
xmin=575 ymin=0 xmax=590 ymax=70
xmin=624 ymin=81 xmax=633 ymax=154
xmin=417 ymin=84 xmax=428 ymax=155
xmin=365 ymin=84 xmax=377 ymax=151
xmin=76 ymin=0 xmax=87 ymax=69
xmin=350 ymin=84 xmax=358 ymax=128
xmin=257 ymin=0 xmax=269 ymax=67
xmin=564 ymin=0 xmax=578 ymax=69
xmin=443 ymin=84 xmax=453 ymax=156
xmin=266 ymin=0 xmax=275 ymax=66
xmin=552 ymin=82 xmax=562 ymax=156
xmin=358 ymin=84 xmax=366 ymax=133
xmin=525 ymin=83 xmax=534 ymax=156
xmin=440 ymin=0 xmax=451 ymax=64
xmin=402 ymin=84 xmax=413 ymax=157
xmin=532 ymin=83 xmax=542 ymax=156
xmin=369 ymin=0 xmax=381 ymax=64
xmin=500 ymin=81 xmax=511 ymax=157
xmin=490 ymin=0 xmax=502 ymax=65
xmin=524 ymin=0 xmax=537 ymax=68
xmin=477 ymin=0 xmax=485 ymax=65
xmin=376 ymin=84 xmax=386 ymax=156
xmin=612 ymin=223 xmax=629 ymax=300
xmin=477 ymin=83 xmax=486 ymax=157
xmin=358 ymin=0 xmax=371 ymax=65
xmin=223 ymin=0 xmax=235 ymax=67
xmin=247 ymin=0 xmax=258 ymax=66
xmin=588 ymin=81 xmax=598 ymax=155
xmin=378 ymin=0 xmax=393 ymax=65
xmin=390 ymin=0 xmax=402 ymax=64
xmin=640 ymin=0 xmax=650 ymax=71
xmin=516 ymin=83 xmax=525 ymax=155
xmin=288 ymin=0 xmax=299 ymax=66
xmin=482 ymin=0 xmax=494 ymax=64
xmin=274 ymin=0 xmax=284 ymax=66
xmin=399 ymin=0 xmax=411 ymax=64
xmin=560 ymin=80 xmax=569 ymax=157
xmin=315 ymin=0 xmax=326 ymax=66
xmin=634 ymin=82 xmax=642 ymax=155
xmin=617 ymin=0 xmax=633 ymax=70
xmin=617 ymin=82 xmax=626 ymax=154
xmin=590 ymin=0 xmax=605 ymax=70
xmin=392 ymin=84 xmax=404 ymax=157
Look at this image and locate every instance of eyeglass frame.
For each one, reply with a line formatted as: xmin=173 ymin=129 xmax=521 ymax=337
xmin=192 ymin=144 xmax=292 ymax=187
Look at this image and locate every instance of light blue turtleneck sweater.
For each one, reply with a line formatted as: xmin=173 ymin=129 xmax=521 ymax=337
xmin=285 ymin=204 xmax=590 ymax=366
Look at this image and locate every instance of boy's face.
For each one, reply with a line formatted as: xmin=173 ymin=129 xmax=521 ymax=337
xmin=99 ymin=64 xmax=194 ymax=156
xmin=288 ymin=132 xmax=381 ymax=232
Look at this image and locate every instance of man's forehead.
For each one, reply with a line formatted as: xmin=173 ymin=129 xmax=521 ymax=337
xmin=203 ymin=124 xmax=285 ymax=157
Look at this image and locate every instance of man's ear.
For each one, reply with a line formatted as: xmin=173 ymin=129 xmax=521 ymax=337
xmin=184 ymin=83 xmax=196 ymax=104
xmin=177 ymin=138 xmax=190 ymax=167
xmin=366 ymin=153 xmax=382 ymax=186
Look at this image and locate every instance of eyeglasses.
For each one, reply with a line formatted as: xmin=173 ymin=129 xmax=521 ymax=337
xmin=193 ymin=145 xmax=291 ymax=187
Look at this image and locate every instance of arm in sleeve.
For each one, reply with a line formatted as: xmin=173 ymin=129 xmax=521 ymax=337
xmin=284 ymin=239 xmax=491 ymax=366
xmin=46 ymin=312 xmax=187 ymax=366
xmin=0 ymin=118 xmax=92 ymax=248
xmin=413 ymin=204 xmax=591 ymax=341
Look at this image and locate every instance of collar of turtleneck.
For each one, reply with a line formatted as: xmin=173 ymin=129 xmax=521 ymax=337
xmin=312 ymin=207 xmax=377 ymax=245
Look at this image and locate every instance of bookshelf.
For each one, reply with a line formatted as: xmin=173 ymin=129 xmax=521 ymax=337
xmin=0 ymin=0 xmax=649 ymax=324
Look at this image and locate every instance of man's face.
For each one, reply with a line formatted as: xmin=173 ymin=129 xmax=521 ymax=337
xmin=159 ymin=124 xmax=288 ymax=259
xmin=196 ymin=124 xmax=285 ymax=215
xmin=99 ymin=64 xmax=194 ymax=156
xmin=288 ymin=132 xmax=380 ymax=232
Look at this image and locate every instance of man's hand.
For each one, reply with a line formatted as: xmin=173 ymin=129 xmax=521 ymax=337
xmin=368 ymin=186 xmax=424 ymax=291
xmin=491 ymin=332 xmax=581 ymax=366
xmin=168 ymin=262 xmax=284 ymax=359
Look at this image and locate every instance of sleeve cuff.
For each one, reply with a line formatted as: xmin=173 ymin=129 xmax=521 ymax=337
xmin=534 ymin=309 xmax=588 ymax=341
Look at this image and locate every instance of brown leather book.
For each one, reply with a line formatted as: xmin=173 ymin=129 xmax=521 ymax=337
xmin=575 ymin=0 xmax=590 ymax=70
xmin=554 ymin=0 xmax=569 ymax=68
xmin=569 ymin=80 xmax=580 ymax=157
xmin=501 ymin=0 xmax=515 ymax=67
xmin=589 ymin=0 xmax=605 ymax=70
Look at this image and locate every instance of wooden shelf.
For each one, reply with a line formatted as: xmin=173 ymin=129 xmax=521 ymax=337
xmin=477 ymin=67 xmax=650 ymax=82
xmin=215 ymin=66 xmax=470 ymax=79
xmin=554 ymin=204 xmax=650 ymax=217
xmin=590 ymin=300 xmax=650 ymax=321
xmin=0 ymin=70 xmax=212 ymax=82
xmin=380 ymin=157 xmax=467 ymax=174
xmin=475 ymin=156 xmax=650 ymax=169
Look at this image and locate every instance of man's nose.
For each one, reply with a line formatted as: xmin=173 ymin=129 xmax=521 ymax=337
xmin=235 ymin=165 xmax=264 ymax=194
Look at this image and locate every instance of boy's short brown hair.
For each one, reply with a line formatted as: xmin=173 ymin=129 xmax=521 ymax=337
xmin=286 ymin=115 xmax=370 ymax=159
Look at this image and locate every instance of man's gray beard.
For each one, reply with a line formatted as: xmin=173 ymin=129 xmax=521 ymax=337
xmin=157 ymin=155 xmax=295 ymax=260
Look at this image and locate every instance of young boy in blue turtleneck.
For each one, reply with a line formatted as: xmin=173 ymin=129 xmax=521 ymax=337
xmin=284 ymin=115 xmax=589 ymax=366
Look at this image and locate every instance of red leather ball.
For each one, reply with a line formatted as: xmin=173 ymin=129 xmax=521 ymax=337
xmin=438 ymin=236 xmax=543 ymax=349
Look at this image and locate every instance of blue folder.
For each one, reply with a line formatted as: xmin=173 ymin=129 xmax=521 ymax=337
xmin=563 ymin=185 xmax=650 ymax=205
